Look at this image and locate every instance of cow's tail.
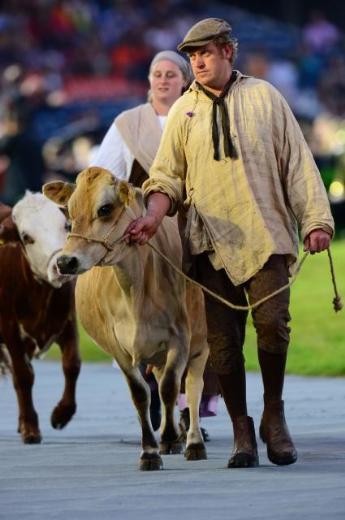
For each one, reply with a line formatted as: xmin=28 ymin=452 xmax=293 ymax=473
xmin=0 ymin=344 xmax=12 ymax=376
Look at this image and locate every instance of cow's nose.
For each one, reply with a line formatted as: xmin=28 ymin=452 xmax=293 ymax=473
xmin=57 ymin=255 xmax=79 ymax=274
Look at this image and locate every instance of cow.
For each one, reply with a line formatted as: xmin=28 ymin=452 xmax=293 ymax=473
xmin=43 ymin=167 xmax=209 ymax=471
xmin=0 ymin=192 xmax=81 ymax=444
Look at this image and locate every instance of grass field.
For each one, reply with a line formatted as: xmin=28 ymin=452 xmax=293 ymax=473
xmin=47 ymin=240 xmax=345 ymax=376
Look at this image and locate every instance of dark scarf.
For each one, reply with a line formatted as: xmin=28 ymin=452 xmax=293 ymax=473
xmin=197 ymin=70 xmax=238 ymax=161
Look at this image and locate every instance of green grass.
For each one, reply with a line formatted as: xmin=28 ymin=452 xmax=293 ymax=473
xmin=245 ymin=240 xmax=345 ymax=375
xmin=47 ymin=240 xmax=345 ymax=376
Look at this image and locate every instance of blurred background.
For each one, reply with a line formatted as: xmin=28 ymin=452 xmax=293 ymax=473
xmin=0 ymin=0 xmax=345 ymax=232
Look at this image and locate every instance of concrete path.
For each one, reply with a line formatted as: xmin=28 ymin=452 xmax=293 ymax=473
xmin=1 ymin=361 xmax=344 ymax=520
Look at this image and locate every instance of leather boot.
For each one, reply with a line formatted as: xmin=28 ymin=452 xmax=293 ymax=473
xmin=228 ymin=415 xmax=259 ymax=468
xmin=259 ymin=399 xmax=297 ymax=465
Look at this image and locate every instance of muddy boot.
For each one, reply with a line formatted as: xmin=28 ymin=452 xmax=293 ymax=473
xmin=228 ymin=415 xmax=259 ymax=468
xmin=260 ymin=399 xmax=297 ymax=465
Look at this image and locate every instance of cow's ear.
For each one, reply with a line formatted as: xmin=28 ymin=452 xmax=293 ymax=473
xmin=117 ymin=181 xmax=134 ymax=206
xmin=0 ymin=215 xmax=20 ymax=244
xmin=43 ymin=181 xmax=76 ymax=207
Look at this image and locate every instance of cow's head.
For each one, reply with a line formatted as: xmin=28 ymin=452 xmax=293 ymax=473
xmin=43 ymin=167 xmax=135 ymax=275
xmin=5 ymin=192 xmax=73 ymax=287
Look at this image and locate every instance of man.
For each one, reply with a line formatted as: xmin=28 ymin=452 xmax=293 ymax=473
xmin=125 ymin=18 xmax=334 ymax=468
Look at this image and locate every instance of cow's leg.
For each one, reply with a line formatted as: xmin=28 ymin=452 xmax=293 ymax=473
xmin=51 ymin=318 xmax=81 ymax=429
xmin=158 ymin=346 xmax=186 ymax=455
xmin=121 ymin=362 xmax=162 ymax=471
xmin=5 ymin=333 xmax=41 ymax=443
xmin=184 ymin=346 xmax=209 ymax=460
xmin=183 ymin=282 xmax=209 ymax=459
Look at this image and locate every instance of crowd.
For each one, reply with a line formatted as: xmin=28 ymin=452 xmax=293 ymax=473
xmin=0 ymin=1 xmax=344 ymax=214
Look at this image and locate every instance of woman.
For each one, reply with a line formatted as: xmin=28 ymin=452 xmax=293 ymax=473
xmin=93 ymin=50 xmax=192 ymax=185
xmin=92 ymin=50 xmax=218 ymax=439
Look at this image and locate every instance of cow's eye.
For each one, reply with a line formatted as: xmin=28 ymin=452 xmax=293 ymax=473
xmin=97 ymin=204 xmax=113 ymax=218
xmin=21 ymin=233 xmax=34 ymax=245
xmin=65 ymin=221 xmax=72 ymax=232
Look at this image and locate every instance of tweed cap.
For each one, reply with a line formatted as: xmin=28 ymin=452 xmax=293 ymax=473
xmin=177 ymin=18 xmax=232 ymax=52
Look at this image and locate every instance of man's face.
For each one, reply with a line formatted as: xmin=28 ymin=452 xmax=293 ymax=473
xmin=188 ymin=42 xmax=232 ymax=91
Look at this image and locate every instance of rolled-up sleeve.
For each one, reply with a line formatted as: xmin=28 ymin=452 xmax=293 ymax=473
xmin=143 ymin=102 xmax=187 ymax=216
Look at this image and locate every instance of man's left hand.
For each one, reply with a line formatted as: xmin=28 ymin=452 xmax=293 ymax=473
xmin=304 ymin=228 xmax=332 ymax=253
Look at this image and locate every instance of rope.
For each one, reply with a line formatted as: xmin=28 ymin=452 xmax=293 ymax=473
xmin=327 ymin=248 xmax=343 ymax=312
xmin=147 ymin=242 xmax=310 ymax=312
xmin=65 ymin=202 xmax=342 ymax=314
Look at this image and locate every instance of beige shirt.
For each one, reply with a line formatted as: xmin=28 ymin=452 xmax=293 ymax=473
xmin=143 ymin=72 xmax=334 ymax=286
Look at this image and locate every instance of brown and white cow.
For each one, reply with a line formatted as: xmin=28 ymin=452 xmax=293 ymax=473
xmin=0 ymin=192 xmax=81 ymax=444
xmin=44 ymin=167 xmax=209 ymax=471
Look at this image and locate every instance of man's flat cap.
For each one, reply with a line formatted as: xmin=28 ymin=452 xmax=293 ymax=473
xmin=177 ymin=18 xmax=232 ymax=52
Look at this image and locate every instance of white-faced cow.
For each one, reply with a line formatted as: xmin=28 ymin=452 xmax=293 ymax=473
xmin=44 ymin=167 xmax=209 ymax=471
xmin=0 ymin=192 xmax=80 ymax=444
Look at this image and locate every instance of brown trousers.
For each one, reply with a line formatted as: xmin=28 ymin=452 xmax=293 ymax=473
xmin=193 ymin=253 xmax=291 ymax=375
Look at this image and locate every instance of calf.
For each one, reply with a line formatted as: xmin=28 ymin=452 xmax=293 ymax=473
xmin=0 ymin=192 xmax=80 ymax=443
xmin=44 ymin=167 xmax=209 ymax=470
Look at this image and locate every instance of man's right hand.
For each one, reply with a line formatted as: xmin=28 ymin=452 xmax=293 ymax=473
xmin=125 ymin=214 xmax=160 ymax=245
xmin=124 ymin=191 xmax=171 ymax=245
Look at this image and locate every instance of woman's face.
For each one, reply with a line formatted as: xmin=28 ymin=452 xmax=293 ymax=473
xmin=149 ymin=60 xmax=186 ymax=106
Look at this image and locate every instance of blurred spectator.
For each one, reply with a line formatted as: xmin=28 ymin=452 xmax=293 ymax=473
xmin=266 ymin=56 xmax=299 ymax=109
xmin=0 ymin=96 xmax=45 ymax=205
xmin=241 ymin=51 xmax=269 ymax=79
xmin=110 ymin=32 xmax=153 ymax=81
xmin=144 ymin=20 xmax=180 ymax=51
xmin=297 ymin=44 xmax=324 ymax=90
xmin=318 ymin=55 xmax=345 ymax=117
xmin=302 ymin=10 xmax=341 ymax=55
xmin=242 ymin=52 xmax=300 ymax=114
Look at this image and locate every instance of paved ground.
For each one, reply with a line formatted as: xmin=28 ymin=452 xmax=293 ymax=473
xmin=1 ymin=361 xmax=345 ymax=520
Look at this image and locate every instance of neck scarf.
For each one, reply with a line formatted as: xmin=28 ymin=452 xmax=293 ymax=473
xmin=197 ymin=70 xmax=238 ymax=161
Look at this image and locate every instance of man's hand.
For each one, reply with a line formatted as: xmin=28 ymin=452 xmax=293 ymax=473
xmin=304 ymin=228 xmax=332 ymax=253
xmin=125 ymin=214 xmax=160 ymax=245
xmin=123 ymin=191 xmax=171 ymax=245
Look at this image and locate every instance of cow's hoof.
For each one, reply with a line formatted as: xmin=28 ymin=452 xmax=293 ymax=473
xmin=139 ymin=453 xmax=163 ymax=471
xmin=159 ymin=440 xmax=183 ymax=455
xmin=19 ymin=422 xmax=42 ymax=444
xmin=184 ymin=443 xmax=207 ymax=460
xmin=51 ymin=403 xmax=76 ymax=429
xmin=23 ymin=433 xmax=42 ymax=444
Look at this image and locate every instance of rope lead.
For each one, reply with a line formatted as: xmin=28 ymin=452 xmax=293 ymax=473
xmin=327 ymin=248 xmax=343 ymax=312
xmin=148 ymin=243 xmax=342 ymax=314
